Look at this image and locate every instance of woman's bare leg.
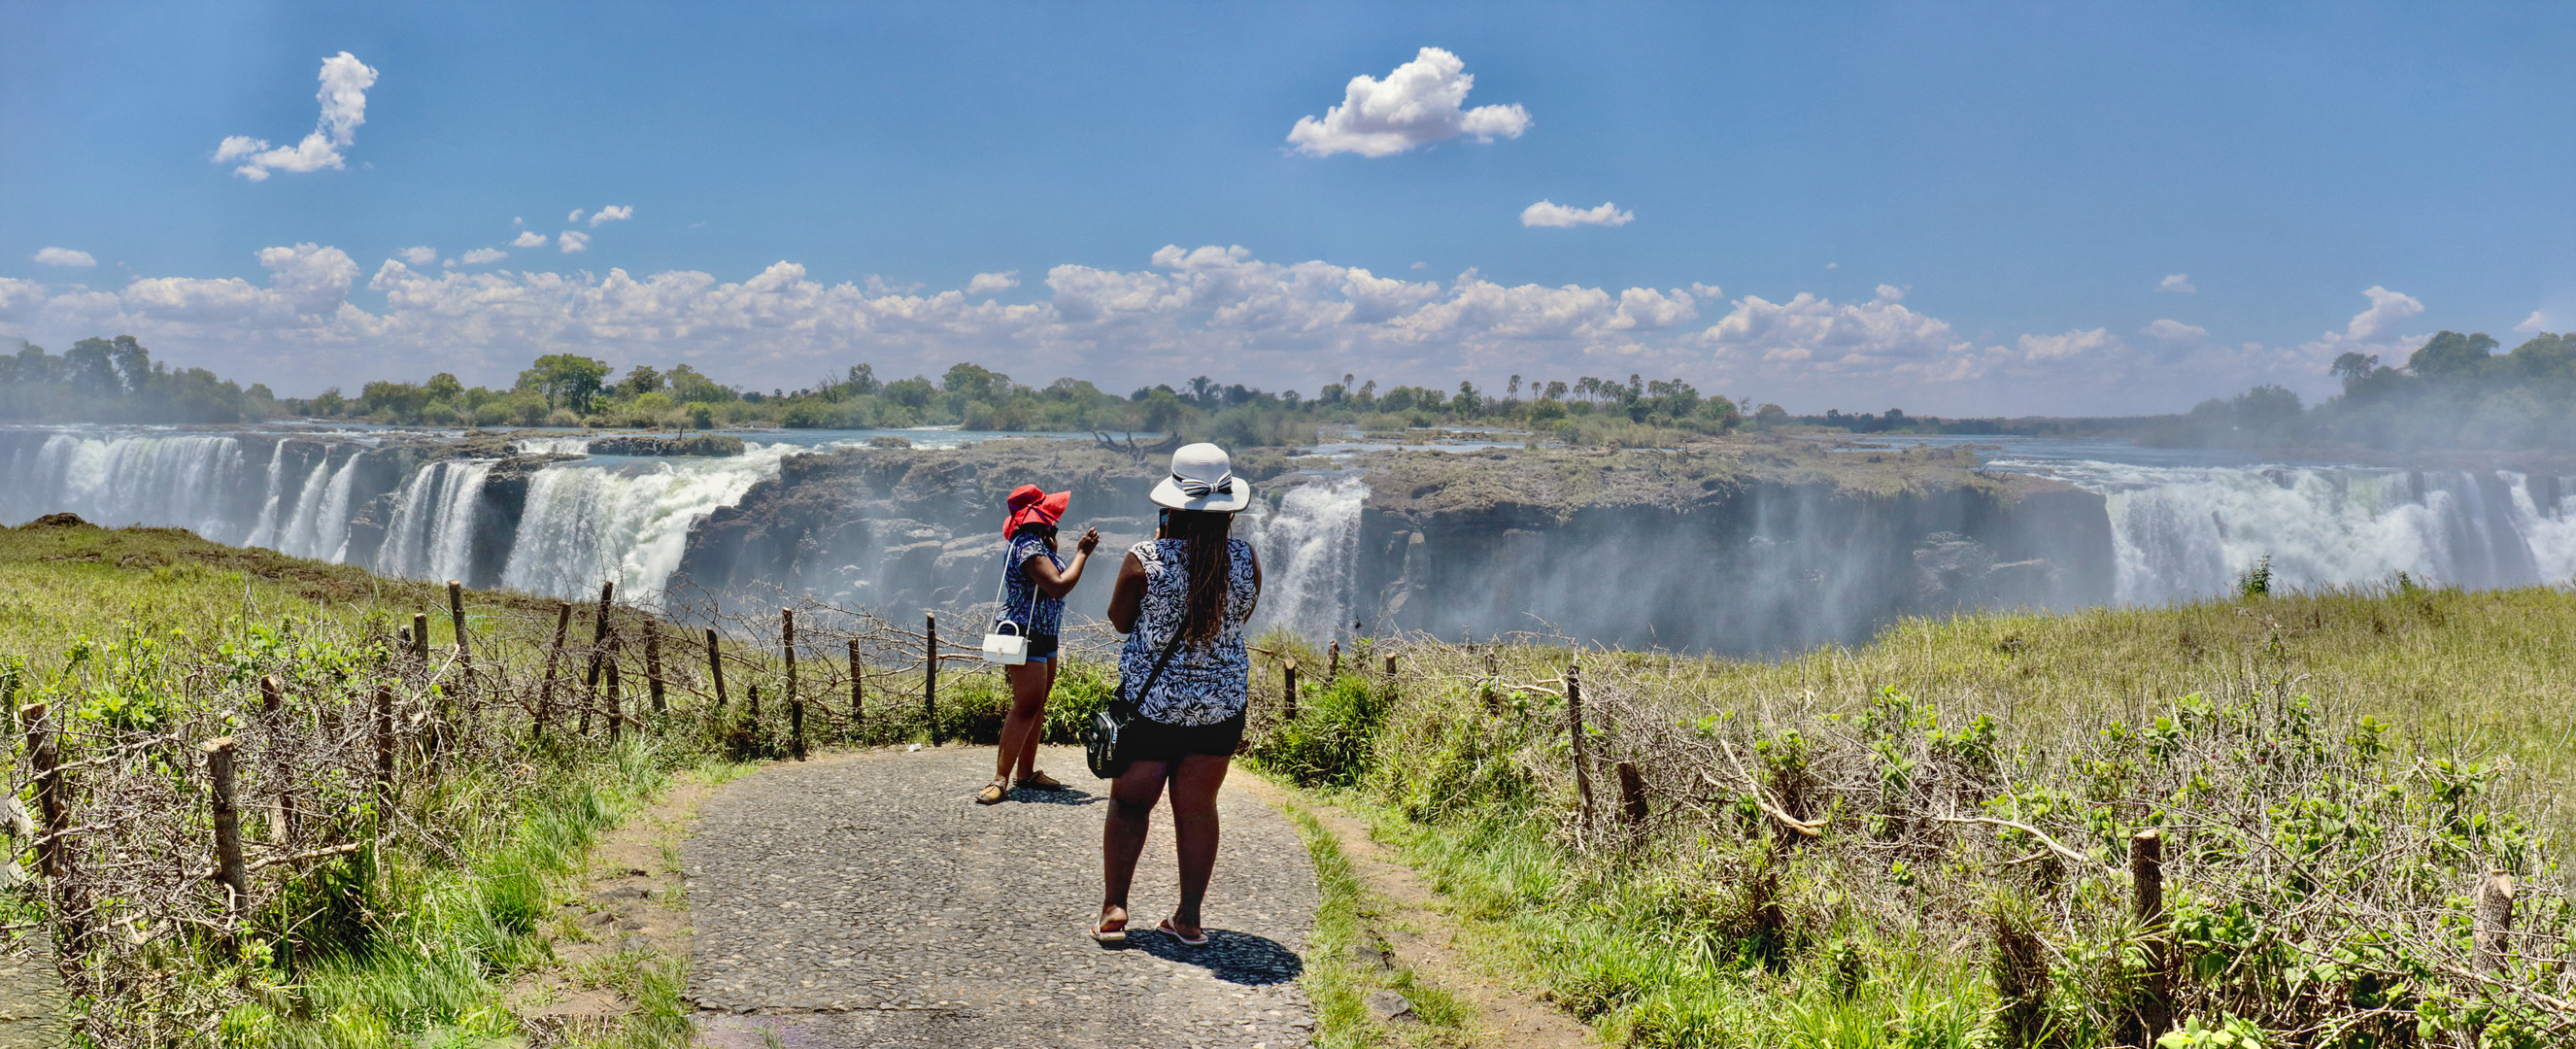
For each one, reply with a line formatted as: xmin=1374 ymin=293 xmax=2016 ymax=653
xmin=1010 ymin=660 xmax=1059 ymax=781
xmin=1165 ymin=752 xmax=1232 ymax=933
xmin=1100 ymin=759 xmax=1169 ymax=930
xmin=993 ymin=660 xmax=1052 ymax=783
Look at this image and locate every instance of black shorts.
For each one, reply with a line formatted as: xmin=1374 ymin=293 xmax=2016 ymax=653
xmin=1122 ymin=710 xmax=1245 ymax=765
xmin=1024 ymin=634 xmax=1059 ymax=661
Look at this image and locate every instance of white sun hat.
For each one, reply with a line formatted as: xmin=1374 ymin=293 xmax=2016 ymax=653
xmin=1149 ymin=442 xmax=1254 ymax=513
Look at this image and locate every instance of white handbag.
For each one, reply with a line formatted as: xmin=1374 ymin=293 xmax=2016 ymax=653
xmin=979 ymin=559 xmax=1045 ymax=665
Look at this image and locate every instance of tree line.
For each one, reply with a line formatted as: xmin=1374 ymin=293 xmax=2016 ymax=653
xmin=0 ymin=337 xmax=1746 ymax=447
xmin=2163 ymin=329 xmax=2576 ymax=451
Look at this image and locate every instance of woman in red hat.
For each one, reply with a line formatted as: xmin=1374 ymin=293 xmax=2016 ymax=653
xmin=978 ymin=484 xmax=1100 ymax=805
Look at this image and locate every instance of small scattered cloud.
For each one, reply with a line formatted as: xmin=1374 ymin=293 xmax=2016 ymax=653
xmin=2017 ymin=327 xmax=2120 ymax=361
xmin=1520 ymin=200 xmax=1634 ymax=228
xmin=512 ymin=217 xmax=525 ymax=227
xmin=32 ymin=248 xmax=95 ymax=268
xmin=1410 ymin=261 xmax=1429 ymax=270
xmin=458 ymin=248 xmax=506 ymax=265
xmin=588 ymin=205 xmax=633 ymax=227
xmin=214 ymin=51 xmax=379 ymax=182
xmin=567 ymin=209 xmax=586 ymax=224
xmin=2516 ymin=311 xmax=2549 ymax=333
xmin=512 ymin=230 xmax=549 ymax=249
xmin=1825 ymin=262 xmax=1839 ymax=270
xmin=2157 ymin=273 xmax=2195 ymax=293
xmin=558 ymin=231 xmax=590 ymax=254
xmin=396 ymin=246 xmax=436 ymax=266
xmin=1287 ymin=47 xmax=1531 ymax=158
xmin=2142 ymin=319 xmax=2210 ymax=342
xmin=965 ymin=270 xmax=1020 ymax=294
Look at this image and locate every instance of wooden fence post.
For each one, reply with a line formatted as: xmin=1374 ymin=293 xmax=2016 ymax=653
xmin=2131 ymin=829 xmax=2171 ymax=1043
xmin=705 ymin=626 xmax=729 ymax=711
xmin=582 ymin=582 xmax=614 ymax=735
xmin=537 ymin=601 xmax=572 ymax=740
xmin=790 ymin=694 xmax=806 ymax=761
xmin=1616 ymin=760 xmax=1647 ymax=835
xmin=203 ymin=737 xmax=247 ymax=919
xmin=782 ymin=608 xmax=798 ymax=735
xmin=848 ymin=638 xmax=865 ymax=730
xmin=1283 ymin=659 xmax=1300 ymax=721
xmin=1327 ymin=640 xmax=1339 ymax=680
xmin=21 ymin=701 xmax=86 ymax=964
xmin=1383 ymin=654 xmax=1397 ymax=681
xmin=644 ymin=625 xmax=666 ymax=716
xmin=412 ymin=613 xmax=430 ymax=666
xmin=373 ymin=685 xmax=395 ymax=825
xmin=605 ymin=661 xmax=623 ymax=745
xmin=446 ymin=580 xmax=470 ymax=665
xmin=925 ymin=613 xmax=940 ymax=744
xmin=1567 ymin=663 xmax=1596 ymax=831
xmin=747 ymin=683 xmax=761 ymax=723
xmin=2475 ymin=869 xmax=2516 ymax=974
xmin=260 ymin=674 xmax=295 ymax=841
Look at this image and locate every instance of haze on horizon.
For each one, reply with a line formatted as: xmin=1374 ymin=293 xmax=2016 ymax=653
xmin=4 ymin=2 xmax=2574 ymax=418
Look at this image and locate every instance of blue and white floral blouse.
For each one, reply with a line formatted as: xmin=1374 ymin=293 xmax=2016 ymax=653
xmin=993 ymin=532 xmax=1067 ymax=638
xmin=1119 ymin=537 xmax=1259 ymax=726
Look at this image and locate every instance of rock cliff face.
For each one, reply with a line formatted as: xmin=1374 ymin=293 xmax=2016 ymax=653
xmin=670 ymin=438 xmax=2114 ymax=654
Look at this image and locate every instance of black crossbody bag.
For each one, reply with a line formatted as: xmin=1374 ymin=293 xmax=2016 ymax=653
xmin=1085 ymin=625 xmax=1187 ymax=779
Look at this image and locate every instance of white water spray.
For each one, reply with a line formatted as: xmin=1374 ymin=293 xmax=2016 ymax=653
xmin=1241 ymin=476 xmax=1369 ymax=640
xmin=499 ymin=442 xmax=798 ymax=603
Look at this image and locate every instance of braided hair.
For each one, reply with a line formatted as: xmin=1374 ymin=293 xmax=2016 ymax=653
xmin=1160 ymin=508 xmax=1233 ymax=646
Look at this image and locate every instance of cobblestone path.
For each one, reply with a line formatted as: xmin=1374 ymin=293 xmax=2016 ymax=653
xmin=686 ymin=744 xmax=1318 ymax=1049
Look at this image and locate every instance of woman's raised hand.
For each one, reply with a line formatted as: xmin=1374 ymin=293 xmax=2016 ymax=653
xmin=1075 ymin=526 xmax=1102 ymax=556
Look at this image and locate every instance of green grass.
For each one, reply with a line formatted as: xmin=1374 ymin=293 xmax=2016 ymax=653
xmin=1280 ymin=801 xmax=1472 ymax=1048
xmin=1248 ymin=586 xmax=2576 ymax=1048
xmin=0 ymin=521 xmax=728 ymax=1047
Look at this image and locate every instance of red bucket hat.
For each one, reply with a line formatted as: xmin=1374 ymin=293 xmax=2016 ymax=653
xmin=1002 ymin=484 xmax=1069 ymax=539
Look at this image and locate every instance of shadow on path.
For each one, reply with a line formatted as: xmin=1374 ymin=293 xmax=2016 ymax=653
xmin=1109 ymin=928 xmax=1305 ymax=986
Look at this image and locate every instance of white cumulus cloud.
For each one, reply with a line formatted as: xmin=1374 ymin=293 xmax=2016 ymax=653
xmin=2017 ymin=327 xmax=2120 ymax=361
xmin=1287 ymin=47 xmax=1531 ymax=158
xmin=1520 ymin=200 xmax=1634 ymax=228
xmin=214 ymin=51 xmax=379 ymax=182
xmin=512 ymin=231 xmax=549 ymax=249
xmin=965 ymin=271 xmax=1020 ymax=294
xmin=589 ymin=205 xmax=633 ymax=227
xmin=558 ymin=231 xmax=590 ymax=254
xmin=2142 ymin=319 xmax=2210 ymax=342
xmin=567 ymin=209 xmax=586 ymax=224
xmin=458 ymin=248 xmax=506 ymax=265
xmin=396 ymin=246 xmax=437 ymax=266
xmin=32 ymin=248 xmax=95 ymax=268
xmin=2516 ymin=311 xmax=2549 ymax=334
xmin=2157 ymin=273 xmax=2195 ymax=293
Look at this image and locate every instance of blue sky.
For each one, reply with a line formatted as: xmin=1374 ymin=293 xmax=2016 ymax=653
xmin=4 ymin=2 xmax=2574 ymax=415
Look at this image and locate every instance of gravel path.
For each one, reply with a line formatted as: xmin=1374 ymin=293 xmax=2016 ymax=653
xmin=685 ymin=744 xmax=1317 ymax=1049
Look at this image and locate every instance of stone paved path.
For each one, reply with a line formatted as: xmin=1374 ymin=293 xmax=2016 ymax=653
xmin=685 ymin=745 xmax=1317 ymax=1049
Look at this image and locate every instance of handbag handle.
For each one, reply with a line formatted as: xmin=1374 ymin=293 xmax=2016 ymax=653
xmin=995 ymin=538 xmax=1052 ymax=636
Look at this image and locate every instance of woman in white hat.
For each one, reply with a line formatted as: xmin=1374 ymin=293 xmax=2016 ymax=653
xmin=1094 ymin=442 xmax=1261 ymax=945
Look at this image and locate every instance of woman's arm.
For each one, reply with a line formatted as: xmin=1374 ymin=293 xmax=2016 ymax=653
xmin=1022 ymin=526 xmax=1101 ymax=598
xmin=1105 ymin=550 xmax=1146 ymax=633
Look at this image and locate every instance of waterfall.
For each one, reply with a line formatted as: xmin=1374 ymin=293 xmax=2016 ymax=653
xmin=1242 ymin=476 xmax=1369 ymax=641
xmin=514 ymin=436 xmax=593 ymax=456
xmin=499 ymin=442 xmax=797 ymax=603
xmin=0 ymin=430 xmax=254 ymax=542
xmin=245 ymin=440 xmax=289 ymax=549
xmin=275 ymin=449 xmax=357 ymax=560
xmin=1994 ymin=457 xmax=2576 ymax=603
xmin=376 ymin=458 xmax=495 ymax=583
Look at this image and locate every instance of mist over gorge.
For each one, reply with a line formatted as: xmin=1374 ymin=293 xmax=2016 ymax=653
xmin=9 ymin=422 xmax=2576 ymax=655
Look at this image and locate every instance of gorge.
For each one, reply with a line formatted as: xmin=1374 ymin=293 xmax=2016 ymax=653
xmin=5 ymin=423 xmax=2573 ymax=654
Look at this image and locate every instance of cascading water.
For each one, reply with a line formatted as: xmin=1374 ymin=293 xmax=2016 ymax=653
xmin=1991 ymin=457 xmax=2576 ymax=603
xmin=376 ymin=458 xmax=497 ymax=583
xmin=0 ymin=430 xmax=254 ymax=542
xmin=499 ymin=442 xmax=799 ymax=603
xmin=1241 ymin=476 xmax=1369 ymax=640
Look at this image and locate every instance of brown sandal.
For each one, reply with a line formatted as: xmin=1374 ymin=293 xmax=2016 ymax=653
xmin=1014 ymin=769 xmax=1068 ymax=792
xmin=974 ymin=780 xmax=1008 ymax=805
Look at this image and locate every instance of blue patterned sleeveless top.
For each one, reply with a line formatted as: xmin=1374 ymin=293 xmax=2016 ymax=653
xmin=1119 ymin=537 xmax=1258 ymax=726
xmin=993 ymin=532 xmax=1066 ymax=637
